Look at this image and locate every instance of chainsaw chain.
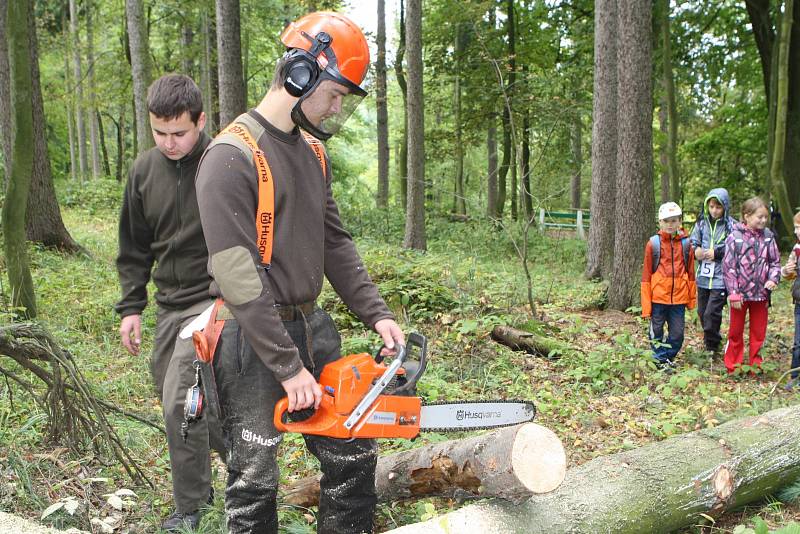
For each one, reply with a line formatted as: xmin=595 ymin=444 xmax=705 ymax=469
xmin=418 ymin=398 xmax=536 ymax=433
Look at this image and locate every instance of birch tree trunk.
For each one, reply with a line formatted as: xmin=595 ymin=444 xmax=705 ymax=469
xmin=376 ymin=0 xmax=390 ymax=208
xmin=216 ymin=0 xmax=245 ymax=127
xmin=608 ymin=0 xmax=654 ymax=311
xmin=126 ymin=0 xmax=153 ymax=153
xmin=585 ymin=0 xmax=617 ymax=280
xmin=403 ymin=0 xmax=426 ymax=250
xmin=69 ymin=0 xmax=88 ymax=179
xmin=386 ymin=405 xmax=800 ymax=534
xmin=4 ymin=0 xmax=37 ymax=318
xmin=570 ymin=91 xmax=582 ymax=210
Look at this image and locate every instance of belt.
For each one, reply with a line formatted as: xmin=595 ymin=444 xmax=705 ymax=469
xmin=274 ymin=301 xmax=316 ymax=321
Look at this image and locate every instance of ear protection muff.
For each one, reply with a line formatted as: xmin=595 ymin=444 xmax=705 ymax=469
xmin=282 ymin=49 xmax=319 ymax=97
xmin=281 ymin=31 xmax=334 ymax=98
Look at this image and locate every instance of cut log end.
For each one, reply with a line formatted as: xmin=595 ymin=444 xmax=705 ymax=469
xmin=511 ymin=423 xmax=567 ymax=494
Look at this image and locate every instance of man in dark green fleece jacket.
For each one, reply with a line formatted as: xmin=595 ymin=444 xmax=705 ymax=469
xmin=195 ymin=12 xmax=403 ymax=534
xmin=115 ymin=74 xmax=224 ymax=532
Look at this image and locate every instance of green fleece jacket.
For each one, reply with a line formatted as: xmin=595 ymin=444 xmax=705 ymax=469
xmin=115 ymin=132 xmax=212 ymax=317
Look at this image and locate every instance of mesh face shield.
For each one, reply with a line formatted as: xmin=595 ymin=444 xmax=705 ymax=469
xmin=291 ymin=70 xmax=367 ymax=140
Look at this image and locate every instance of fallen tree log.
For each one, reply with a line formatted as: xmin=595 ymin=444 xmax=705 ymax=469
xmin=385 ymin=404 xmax=800 ymax=533
xmin=491 ymin=325 xmax=570 ymax=358
xmin=283 ymin=423 xmax=565 ymax=507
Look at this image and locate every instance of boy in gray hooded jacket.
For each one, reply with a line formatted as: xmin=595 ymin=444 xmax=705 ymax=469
xmin=690 ymin=188 xmax=737 ymax=355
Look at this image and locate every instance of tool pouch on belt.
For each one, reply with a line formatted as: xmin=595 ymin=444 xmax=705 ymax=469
xmin=189 ymin=299 xmax=227 ymax=424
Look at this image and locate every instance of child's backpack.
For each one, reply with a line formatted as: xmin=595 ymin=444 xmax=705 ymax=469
xmin=650 ymin=235 xmax=691 ymax=274
xmin=731 ymin=227 xmax=775 ymax=262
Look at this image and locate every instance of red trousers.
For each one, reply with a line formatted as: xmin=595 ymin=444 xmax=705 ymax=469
xmin=724 ymin=300 xmax=769 ymax=373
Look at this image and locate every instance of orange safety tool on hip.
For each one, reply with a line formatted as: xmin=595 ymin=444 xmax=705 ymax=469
xmin=192 ymin=299 xmax=226 ymax=364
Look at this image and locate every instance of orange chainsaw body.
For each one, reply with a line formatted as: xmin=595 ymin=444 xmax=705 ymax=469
xmin=273 ymin=352 xmax=422 ymax=439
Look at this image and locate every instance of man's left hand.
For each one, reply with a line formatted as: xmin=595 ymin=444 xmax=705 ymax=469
xmin=374 ymin=319 xmax=404 ymax=356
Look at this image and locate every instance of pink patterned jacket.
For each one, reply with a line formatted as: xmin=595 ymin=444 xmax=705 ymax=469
xmin=722 ymin=223 xmax=781 ymax=302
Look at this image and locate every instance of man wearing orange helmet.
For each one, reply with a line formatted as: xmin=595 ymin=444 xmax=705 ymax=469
xmin=194 ymin=11 xmax=403 ymax=533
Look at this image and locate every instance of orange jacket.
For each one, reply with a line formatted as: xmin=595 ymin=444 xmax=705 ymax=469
xmin=641 ymin=229 xmax=697 ymax=317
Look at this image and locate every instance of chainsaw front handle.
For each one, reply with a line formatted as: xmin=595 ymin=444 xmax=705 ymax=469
xmin=392 ymin=332 xmax=427 ymax=395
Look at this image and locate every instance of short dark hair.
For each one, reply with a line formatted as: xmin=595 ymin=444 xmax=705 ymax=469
xmin=147 ymin=74 xmax=203 ymax=123
xmin=271 ymin=54 xmax=290 ymax=90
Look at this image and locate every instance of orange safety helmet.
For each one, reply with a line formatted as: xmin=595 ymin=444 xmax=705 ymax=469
xmin=280 ymin=11 xmax=370 ymax=93
xmin=279 ymin=12 xmax=370 ymax=140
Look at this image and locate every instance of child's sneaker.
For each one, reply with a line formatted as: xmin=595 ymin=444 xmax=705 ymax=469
xmin=785 ymin=378 xmax=799 ymax=391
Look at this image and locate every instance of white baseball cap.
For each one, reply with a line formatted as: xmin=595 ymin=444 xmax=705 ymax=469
xmin=658 ymin=202 xmax=682 ymax=220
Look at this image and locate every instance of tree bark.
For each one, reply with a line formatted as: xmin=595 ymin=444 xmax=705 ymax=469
xmin=200 ymin=5 xmax=217 ymax=135
xmin=395 ymin=0 xmax=408 ymax=209
xmin=491 ymin=326 xmax=569 ymax=359
xmin=216 ymin=0 xmax=245 ymax=127
xmin=403 ymin=0 xmax=426 ymax=250
xmin=181 ymin=20 xmax=194 ymax=77
xmin=63 ymin=20 xmax=78 ymax=182
xmin=608 ymin=0 xmax=654 ymax=311
xmin=284 ymin=423 xmax=565 ymax=508
xmin=497 ymin=0 xmax=516 ymax=219
xmin=585 ymin=0 xmax=617 ymax=280
xmin=770 ymin=0 xmax=795 ymax=235
xmin=658 ymin=94 xmax=670 ymax=203
xmin=486 ymin=7 xmax=498 ymax=219
xmin=4 ymin=0 xmax=37 ymax=318
xmin=126 ymin=0 xmax=153 ymax=153
xmin=24 ymin=0 xmax=82 ymax=253
xmin=661 ymin=0 xmax=680 ymax=201
xmin=570 ymin=90 xmax=582 ymax=210
xmin=69 ymin=0 xmax=88 ymax=179
xmin=521 ymin=102 xmax=532 ymax=218
xmin=97 ymin=110 xmax=110 ymax=176
xmin=376 ymin=0 xmax=390 ymax=208
xmin=86 ymin=0 xmax=102 ymax=179
xmin=452 ymin=23 xmax=466 ymax=216
xmin=386 ymin=405 xmax=800 ymax=534
xmin=0 ymin=0 xmax=11 ymax=191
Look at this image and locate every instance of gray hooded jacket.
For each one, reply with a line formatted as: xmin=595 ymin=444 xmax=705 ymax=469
xmin=689 ymin=187 xmax=737 ymax=290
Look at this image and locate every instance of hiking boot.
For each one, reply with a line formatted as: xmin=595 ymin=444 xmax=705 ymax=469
xmin=161 ymin=510 xmax=201 ymax=532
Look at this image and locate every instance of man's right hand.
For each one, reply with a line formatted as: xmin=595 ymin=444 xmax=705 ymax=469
xmin=281 ymin=368 xmax=322 ymax=412
xmin=119 ymin=314 xmax=142 ymax=355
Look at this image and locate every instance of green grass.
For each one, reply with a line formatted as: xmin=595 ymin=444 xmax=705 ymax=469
xmin=2 ymin=179 xmax=800 ymax=532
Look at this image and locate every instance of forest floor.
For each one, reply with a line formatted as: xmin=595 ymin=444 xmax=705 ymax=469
xmin=2 ymin=179 xmax=800 ymax=533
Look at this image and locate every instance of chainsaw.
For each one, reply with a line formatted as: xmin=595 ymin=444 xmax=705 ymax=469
xmin=273 ymin=333 xmax=535 ymax=439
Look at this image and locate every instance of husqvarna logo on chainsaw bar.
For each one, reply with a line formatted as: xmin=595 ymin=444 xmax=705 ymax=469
xmin=456 ymin=409 xmax=503 ymax=421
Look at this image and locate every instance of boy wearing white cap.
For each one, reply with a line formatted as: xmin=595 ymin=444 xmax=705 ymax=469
xmin=641 ymin=202 xmax=697 ymax=370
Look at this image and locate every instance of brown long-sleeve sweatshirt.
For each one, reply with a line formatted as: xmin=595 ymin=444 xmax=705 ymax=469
xmin=195 ymin=110 xmax=393 ymax=382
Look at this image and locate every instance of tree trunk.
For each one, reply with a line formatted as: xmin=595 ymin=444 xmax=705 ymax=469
xmin=658 ymin=95 xmax=670 ymax=203
xmin=4 ymin=0 xmax=37 ymax=318
xmin=25 ymin=0 xmax=82 ymax=253
xmin=63 ymin=20 xmax=78 ymax=183
xmin=115 ymin=106 xmax=125 ymax=182
xmin=181 ymin=21 xmax=194 ymax=77
xmin=491 ymin=326 xmax=570 ymax=359
xmin=0 ymin=0 xmax=11 ymax=191
xmin=510 ymin=141 xmax=518 ymax=220
xmin=497 ymin=0 xmax=516 ymax=219
xmin=403 ymin=0 xmax=426 ymax=250
xmin=608 ymin=0 xmax=653 ymax=311
xmin=452 ymin=24 xmax=466 ymax=216
xmin=661 ymin=0 xmax=680 ymax=201
xmin=216 ymin=0 xmax=245 ymax=127
xmin=395 ymin=0 xmax=408 ymax=209
xmin=97 ymin=111 xmax=110 ymax=176
xmin=200 ymin=5 xmax=217 ymax=135
xmin=86 ymin=0 xmax=102 ymax=179
xmin=126 ymin=0 xmax=153 ymax=153
xmin=771 ymin=0 xmax=795 ymax=236
xmin=521 ymin=107 xmax=532 ymax=219
xmin=585 ymin=0 xmax=617 ymax=280
xmin=747 ymin=0 xmax=800 ymax=237
xmin=284 ymin=423 xmax=566 ymax=508
xmin=376 ymin=0 xmax=390 ymax=208
xmin=69 ymin=0 xmax=88 ymax=180
xmin=386 ymin=404 xmax=800 ymax=534
xmin=570 ymin=91 xmax=582 ymax=210
xmin=486 ymin=7 xmax=498 ymax=219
